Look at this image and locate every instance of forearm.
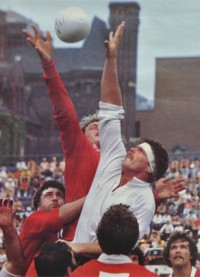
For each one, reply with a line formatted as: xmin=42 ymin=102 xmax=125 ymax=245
xmin=42 ymin=60 xmax=81 ymax=153
xmin=59 ymin=197 xmax=86 ymax=224
xmin=101 ymin=58 xmax=122 ymax=106
xmin=42 ymin=60 xmax=76 ymax=116
xmin=101 ymin=22 xmax=125 ymax=106
xmin=2 ymin=225 xmax=24 ymax=275
xmin=69 ymin=242 xmax=102 ymax=258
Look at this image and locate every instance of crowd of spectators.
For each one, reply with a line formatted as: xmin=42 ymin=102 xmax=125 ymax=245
xmin=0 ymin=157 xmax=65 ymax=243
xmin=138 ymin=156 xmax=200 ymax=272
xmin=0 ymin=155 xmax=200 ymax=272
xmin=0 ymin=156 xmax=66 ymax=268
xmin=151 ymin=156 xmax=200 ymax=242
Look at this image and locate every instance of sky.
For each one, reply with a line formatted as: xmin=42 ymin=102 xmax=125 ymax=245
xmin=1 ymin=0 xmax=200 ymax=100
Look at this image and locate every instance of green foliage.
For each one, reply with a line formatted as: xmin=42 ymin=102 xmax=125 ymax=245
xmin=0 ymin=112 xmax=26 ymax=165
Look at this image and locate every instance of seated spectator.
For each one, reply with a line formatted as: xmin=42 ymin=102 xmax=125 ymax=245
xmin=0 ymin=168 xmax=7 ymax=180
xmin=39 ymin=158 xmax=49 ymax=174
xmin=156 ymin=202 xmax=167 ymax=215
xmin=160 ymin=220 xmax=174 ymax=241
xmin=139 ymin=234 xmax=151 ymax=255
xmin=168 ymin=203 xmax=177 ymax=216
xmin=169 ymin=158 xmax=180 ymax=173
xmin=151 ymin=212 xmax=163 ymax=230
xmin=49 ymin=156 xmax=57 ymax=173
xmin=149 ymin=231 xmax=165 ymax=249
xmin=18 ymin=169 xmax=31 ymax=197
xmin=52 ymin=164 xmax=64 ymax=183
xmin=27 ymin=160 xmax=40 ymax=179
xmin=174 ymin=222 xmax=184 ymax=232
xmin=162 ymin=212 xmax=172 ymax=225
xmin=16 ymin=158 xmax=27 ymax=171
xmin=71 ymin=204 xmax=158 ymax=276
xmin=59 ymin=158 xmax=65 ymax=173
xmin=4 ymin=178 xmax=16 ymax=198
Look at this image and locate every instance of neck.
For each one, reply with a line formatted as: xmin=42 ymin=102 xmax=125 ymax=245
xmin=172 ymin=264 xmax=192 ymax=277
xmin=120 ymin=170 xmax=149 ymax=185
xmin=118 ymin=175 xmax=132 ymax=187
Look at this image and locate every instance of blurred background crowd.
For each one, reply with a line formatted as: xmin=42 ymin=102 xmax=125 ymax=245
xmin=0 ymin=155 xmax=200 ymax=272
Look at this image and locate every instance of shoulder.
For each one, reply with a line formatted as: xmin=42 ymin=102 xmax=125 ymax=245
xmin=71 ymin=260 xmax=98 ymax=276
xmin=195 ymin=268 xmax=200 ymax=277
xmin=0 ymin=264 xmax=20 ymax=277
xmin=20 ymin=208 xmax=61 ymax=229
xmin=129 ymin=264 xmax=158 ymax=276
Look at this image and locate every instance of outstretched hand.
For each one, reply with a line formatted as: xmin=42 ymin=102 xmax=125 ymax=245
xmin=154 ymin=177 xmax=186 ymax=200
xmin=22 ymin=25 xmax=52 ymax=63
xmin=0 ymin=198 xmax=14 ymax=229
xmin=104 ymin=21 xmax=125 ymax=59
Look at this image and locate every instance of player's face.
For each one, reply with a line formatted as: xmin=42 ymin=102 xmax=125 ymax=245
xmin=169 ymin=239 xmax=192 ymax=268
xmin=39 ymin=188 xmax=65 ymax=211
xmin=122 ymin=146 xmax=150 ymax=179
xmin=85 ymin=121 xmax=100 ymax=150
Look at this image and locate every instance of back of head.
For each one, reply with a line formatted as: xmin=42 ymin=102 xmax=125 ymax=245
xmin=130 ymin=246 xmax=145 ymax=265
xmin=142 ymin=138 xmax=169 ymax=181
xmin=33 ymin=180 xmax=65 ymax=209
xmin=162 ymin=230 xmax=198 ymax=267
xmin=96 ymin=204 xmax=139 ymax=255
xmin=34 ymin=242 xmax=76 ymax=277
xmin=79 ymin=114 xmax=98 ymax=132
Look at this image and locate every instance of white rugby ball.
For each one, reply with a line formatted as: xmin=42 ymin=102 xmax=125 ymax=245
xmin=55 ymin=7 xmax=91 ymax=43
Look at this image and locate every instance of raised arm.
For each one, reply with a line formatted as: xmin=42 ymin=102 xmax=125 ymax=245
xmin=59 ymin=197 xmax=86 ymax=224
xmin=22 ymin=25 xmax=82 ymax=154
xmin=0 ymin=198 xmax=24 ymax=275
xmin=101 ymin=21 xmax=125 ymax=106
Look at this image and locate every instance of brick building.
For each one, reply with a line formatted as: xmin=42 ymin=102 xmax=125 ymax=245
xmin=0 ymin=1 xmax=139 ymax=163
xmin=137 ymin=57 xmax=200 ymax=157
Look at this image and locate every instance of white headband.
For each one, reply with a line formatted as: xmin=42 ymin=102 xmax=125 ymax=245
xmin=41 ymin=188 xmax=64 ymax=198
xmin=138 ymin=142 xmax=156 ymax=175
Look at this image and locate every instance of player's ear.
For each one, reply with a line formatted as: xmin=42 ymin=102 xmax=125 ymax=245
xmin=146 ymin=165 xmax=151 ymax=174
xmin=66 ymin=266 xmax=71 ymax=276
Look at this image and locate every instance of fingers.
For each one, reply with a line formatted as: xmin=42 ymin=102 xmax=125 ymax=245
xmin=0 ymin=198 xmax=13 ymax=208
xmin=108 ymin=21 xmax=125 ymax=44
xmin=172 ymin=178 xmax=186 ymax=189
xmin=22 ymin=29 xmax=36 ymax=47
xmin=104 ymin=21 xmax=125 ymax=58
xmin=109 ymin=31 xmax=114 ymax=42
xmin=46 ymin=31 xmax=52 ymax=43
xmin=22 ymin=29 xmax=34 ymax=40
xmin=173 ymin=177 xmax=187 ymax=183
xmin=32 ymin=24 xmax=41 ymax=39
xmin=169 ymin=179 xmax=186 ymax=198
xmin=22 ymin=24 xmax=43 ymax=47
xmin=114 ymin=21 xmax=125 ymax=41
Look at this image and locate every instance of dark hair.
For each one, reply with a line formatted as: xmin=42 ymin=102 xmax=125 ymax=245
xmin=138 ymin=138 xmax=169 ymax=182
xmin=33 ymin=180 xmax=65 ymax=209
xmin=34 ymin=241 xmax=77 ymax=277
xmin=130 ymin=246 xmax=145 ymax=265
xmin=96 ymin=204 xmax=139 ymax=255
xmin=162 ymin=231 xmax=198 ymax=267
